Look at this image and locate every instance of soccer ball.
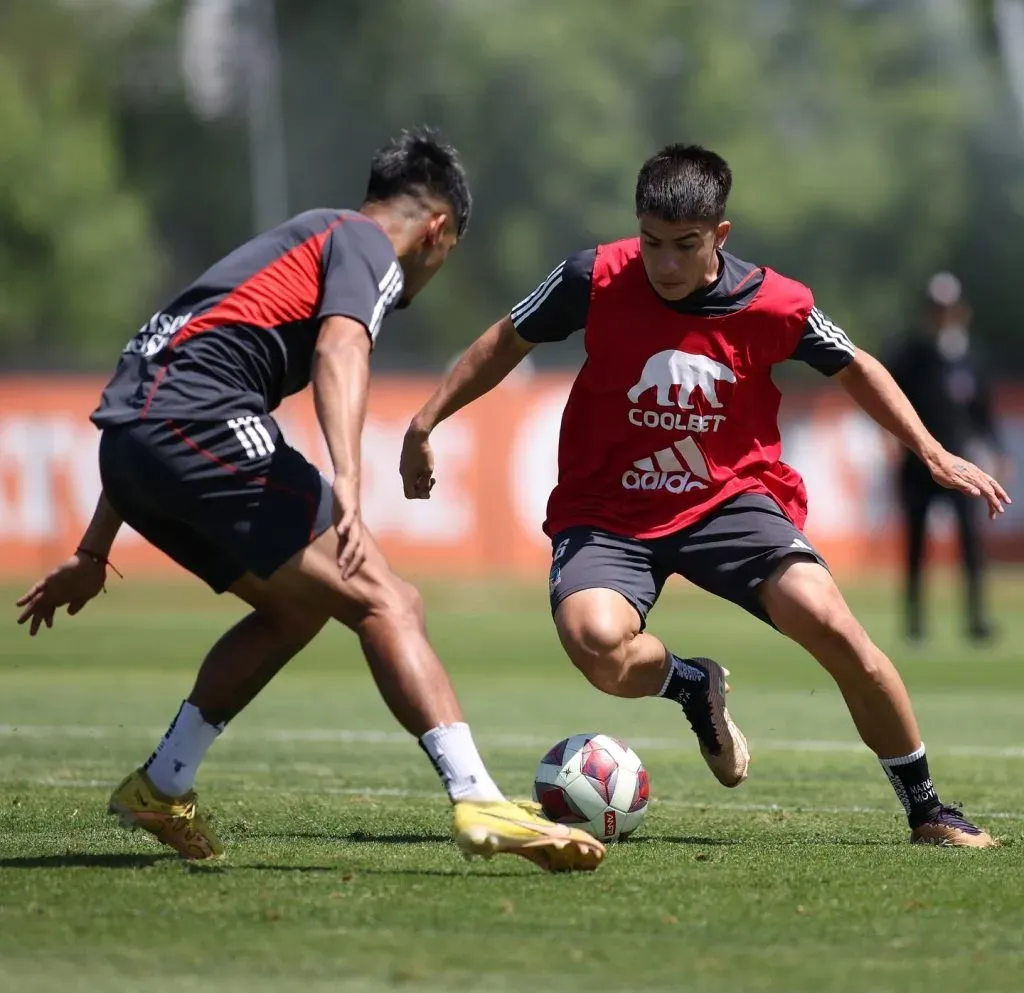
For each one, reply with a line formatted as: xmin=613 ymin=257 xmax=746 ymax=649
xmin=532 ymin=733 xmax=649 ymax=842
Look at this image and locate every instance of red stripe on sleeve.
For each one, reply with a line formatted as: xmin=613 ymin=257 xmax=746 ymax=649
xmin=170 ymin=218 xmax=344 ymax=348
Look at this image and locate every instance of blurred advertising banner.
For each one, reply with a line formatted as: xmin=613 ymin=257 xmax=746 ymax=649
xmin=2 ymin=375 xmax=1023 ymax=580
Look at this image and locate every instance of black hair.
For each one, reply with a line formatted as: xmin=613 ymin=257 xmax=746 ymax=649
xmin=366 ymin=126 xmax=472 ymax=237
xmin=635 ymin=144 xmax=732 ymax=223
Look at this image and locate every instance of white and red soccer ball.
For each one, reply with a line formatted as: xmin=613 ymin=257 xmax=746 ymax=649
xmin=533 ymin=732 xmax=649 ymax=842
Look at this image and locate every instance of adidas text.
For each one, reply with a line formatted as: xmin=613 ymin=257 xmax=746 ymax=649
xmin=621 ymin=469 xmax=708 ymax=493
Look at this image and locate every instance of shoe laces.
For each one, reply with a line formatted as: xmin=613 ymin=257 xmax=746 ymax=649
xmin=930 ymin=804 xmax=982 ymax=835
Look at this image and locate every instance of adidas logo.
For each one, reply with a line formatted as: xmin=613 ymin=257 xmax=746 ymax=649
xmin=621 ymin=438 xmax=710 ymax=493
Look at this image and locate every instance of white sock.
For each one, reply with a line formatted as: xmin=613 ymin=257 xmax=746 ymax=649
xmin=419 ymin=722 xmax=504 ymax=803
xmin=143 ymin=701 xmax=224 ymax=797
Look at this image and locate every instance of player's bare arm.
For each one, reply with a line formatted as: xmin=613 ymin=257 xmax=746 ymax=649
xmin=834 ymin=349 xmax=1011 ymax=518
xmin=15 ymin=491 xmax=123 ymax=634
xmin=313 ymin=315 xmax=373 ymax=578
xmin=401 ymin=316 xmax=535 ymax=499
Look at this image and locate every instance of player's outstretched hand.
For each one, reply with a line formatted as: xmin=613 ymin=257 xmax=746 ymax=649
xmin=929 ymin=451 xmax=1012 ymax=519
xmin=400 ymin=427 xmax=435 ymax=500
xmin=15 ymin=553 xmax=107 ymax=635
xmin=333 ymin=475 xmax=366 ymax=580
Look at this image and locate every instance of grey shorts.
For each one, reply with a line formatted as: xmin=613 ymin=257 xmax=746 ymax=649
xmin=547 ymin=493 xmax=828 ymax=628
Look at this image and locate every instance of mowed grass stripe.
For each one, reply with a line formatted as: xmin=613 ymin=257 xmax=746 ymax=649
xmin=3 ymin=722 xmax=1024 ymax=760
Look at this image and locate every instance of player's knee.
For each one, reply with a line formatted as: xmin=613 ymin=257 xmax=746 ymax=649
xmin=557 ymin=610 xmax=635 ymax=695
xmin=561 ymin=611 xmax=632 ymax=662
xmin=806 ymin=599 xmax=865 ymax=651
xmin=401 ymin=580 xmax=426 ymax=626
xmin=361 ymin=575 xmax=425 ymax=634
xmin=794 ymin=596 xmax=881 ymax=680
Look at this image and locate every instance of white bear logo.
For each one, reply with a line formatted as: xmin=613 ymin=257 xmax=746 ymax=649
xmin=627 ymin=349 xmax=736 ymax=410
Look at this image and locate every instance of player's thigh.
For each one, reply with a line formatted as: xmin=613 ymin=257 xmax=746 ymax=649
xmin=250 ymin=522 xmax=422 ymax=632
xmin=665 ymin=492 xmax=829 ymax=628
xmin=759 ymin=557 xmax=870 ymax=660
xmin=146 ymin=417 xmax=420 ymax=629
xmin=550 ymin=528 xmax=663 ymax=653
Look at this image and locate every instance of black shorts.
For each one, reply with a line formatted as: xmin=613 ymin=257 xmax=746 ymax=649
xmin=99 ymin=416 xmax=334 ymax=592
xmin=548 ymin=493 xmax=828 ymax=628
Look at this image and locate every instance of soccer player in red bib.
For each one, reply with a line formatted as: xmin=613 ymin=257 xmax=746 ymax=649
xmin=401 ymin=144 xmax=1011 ymax=847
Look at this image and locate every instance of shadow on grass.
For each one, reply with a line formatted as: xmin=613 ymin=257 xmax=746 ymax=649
xmin=257 ymin=831 xmax=449 ymax=845
xmin=0 ymin=853 xmax=175 ymax=869
xmin=241 ymin=866 xmax=524 ymax=878
xmin=181 ymin=863 xmax=525 ymax=878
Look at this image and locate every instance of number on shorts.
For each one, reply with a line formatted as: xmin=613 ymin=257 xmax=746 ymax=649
xmin=227 ymin=416 xmax=276 ymax=459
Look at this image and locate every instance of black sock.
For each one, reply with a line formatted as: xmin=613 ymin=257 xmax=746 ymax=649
xmin=658 ymin=654 xmax=722 ymax=753
xmin=880 ymin=745 xmax=942 ymax=827
xmin=657 ymin=653 xmax=709 ymax=702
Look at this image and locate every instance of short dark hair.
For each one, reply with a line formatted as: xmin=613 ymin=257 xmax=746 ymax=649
xmin=635 ymin=144 xmax=732 ymax=223
xmin=366 ymin=127 xmax=472 ymax=237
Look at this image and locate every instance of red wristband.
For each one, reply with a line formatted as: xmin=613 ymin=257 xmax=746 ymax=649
xmin=76 ymin=546 xmax=124 ymax=579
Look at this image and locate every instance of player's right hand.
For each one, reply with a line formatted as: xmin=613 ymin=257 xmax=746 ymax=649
xmin=400 ymin=427 xmax=435 ymax=500
xmin=929 ymin=450 xmax=1012 ymax=519
xmin=332 ymin=475 xmax=366 ymax=580
xmin=15 ymin=553 xmax=107 ymax=635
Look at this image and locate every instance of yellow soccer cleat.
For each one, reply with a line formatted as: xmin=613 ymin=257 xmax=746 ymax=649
xmin=453 ymin=799 xmax=606 ymax=873
xmin=512 ymin=799 xmax=544 ymax=816
xmin=108 ymin=768 xmax=223 ymax=860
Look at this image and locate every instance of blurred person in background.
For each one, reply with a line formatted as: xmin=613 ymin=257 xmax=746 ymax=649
xmin=886 ymin=272 xmax=1011 ymax=644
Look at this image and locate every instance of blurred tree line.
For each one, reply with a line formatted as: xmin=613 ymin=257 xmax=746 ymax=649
xmin=1 ymin=0 xmax=1023 ymax=373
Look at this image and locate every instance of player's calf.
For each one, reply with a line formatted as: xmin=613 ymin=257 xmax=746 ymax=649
xmin=762 ymin=558 xmax=996 ymax=846
xmin=190 ymin=588 xmax=329 ymax=726
xmin=283 ymin=526 xmax=511 ymax=806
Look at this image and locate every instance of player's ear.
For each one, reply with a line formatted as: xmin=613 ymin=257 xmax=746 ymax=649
xmin=715 ymin=220 xmax=731 ymax=249
xmin=424 ymin=213 xmax=448 ymax=248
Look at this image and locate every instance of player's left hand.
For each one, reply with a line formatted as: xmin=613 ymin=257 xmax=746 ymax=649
xmin=929 ymin=451 xmax=1012 ymax=519
xmin=332 ymin=475 xmax=366 ymax=581
xmin=15 ymin=552 xmax=107 ymax=635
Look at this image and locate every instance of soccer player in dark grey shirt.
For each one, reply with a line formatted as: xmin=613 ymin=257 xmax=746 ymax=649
xmin=14 ymin=129 xmax=604 ymax=873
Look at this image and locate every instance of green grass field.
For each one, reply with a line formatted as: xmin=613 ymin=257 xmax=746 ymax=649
xmin=2 ymin=571 xmax=1023 ymax=993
